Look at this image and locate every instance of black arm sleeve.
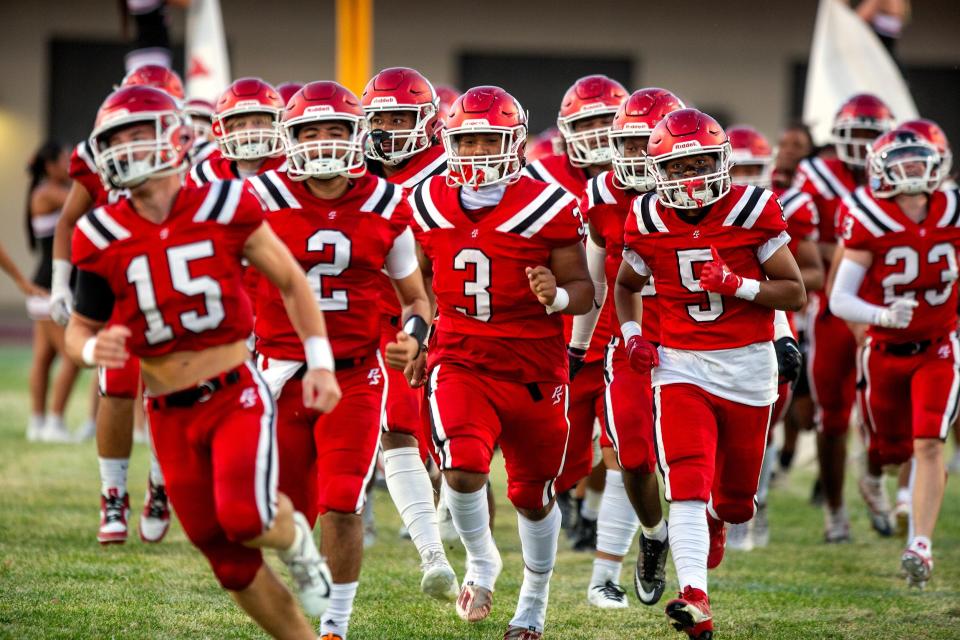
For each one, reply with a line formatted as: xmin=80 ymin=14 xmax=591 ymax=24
xmin=74 ymin=269 xmax=115 ymax=323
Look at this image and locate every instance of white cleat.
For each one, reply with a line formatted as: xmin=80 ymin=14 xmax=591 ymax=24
xmin=587 ymin=580 xmax=629 ymax=609
xmin=901 ymin=548 xmax=932 ymax=589
xmin=26 ymin=416 xmax=44 ymax=442
xmin=726 ymin=520 xmax=754 ymax=551
xmin=281 ymin=512 xmax=332 ymax=617
xmin=824 ymin=509 xmax=851 ymax=543
xmin=420 ymin=549 xmax=459 ymax=601
xmin=41 ymin=416 xmax=73 ymax=443
xmin=858 ymin=475 xmax=894 ymax=537
xmin=138 ymin=477 xmax=170 ymax=543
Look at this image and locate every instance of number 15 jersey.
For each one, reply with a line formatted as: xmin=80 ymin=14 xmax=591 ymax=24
xmin=409 ymin=175 xmax=585 ymax=384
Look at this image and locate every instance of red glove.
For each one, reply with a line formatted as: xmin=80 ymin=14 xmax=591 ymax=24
xmin=625 ymin=335 xmax=659 ymax=372
xmin=699 ymin=245 xmax=743 ymax=296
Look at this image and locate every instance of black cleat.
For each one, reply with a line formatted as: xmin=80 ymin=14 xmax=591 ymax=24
xmin=635 ymin=530 xmax=669 ymax=605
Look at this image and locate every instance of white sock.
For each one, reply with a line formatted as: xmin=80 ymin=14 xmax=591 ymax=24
xmin=896 ymin=487 xmax=911 ymax=505
xmin=668 ymin=500 xmax=708 ymax=594
xmin=319 ymin=581 xmax=358 ymax=638
xmin=99 ymin=457 xmax=129 ymax=495
xmin=445 ymin=482 xmax=500 ymax=591
xmin=640 ymin=518 xmax=668 ymax=543
xmin=908 ymin=458 xmax=917 ymax=540
xmin=590 ymin=557 xmax=622 ymax=587
xmin=580 ymin=487 xmax=602 ymax=521
xmin=596 ymin=470 xmax=640 ymax=556
xmin=908 ymin=535 xmax=932 ymax=557
xmin=510 ymin=506 xmax=560 ymax=632
xmin=383 ymin=447 xmax=444 ymax=562
xmin=756 ymin=442 xmax=777 ymax=505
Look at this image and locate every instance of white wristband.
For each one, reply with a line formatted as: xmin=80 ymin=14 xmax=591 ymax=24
xmin=735 ymin=278 xmax=761 ymax=301
xmin=620 ymin=321 xmax=642 ymax=341
xmin=304 ymin=336 xmax=335 ymax=372
xmin=545 ymin=287 xmax=570 ymax=314
xmin=81 ymin=336 xmax=98 ymax=367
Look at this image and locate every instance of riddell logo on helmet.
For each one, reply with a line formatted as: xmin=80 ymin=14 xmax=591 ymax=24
xmin=304 ymin=105 xmax=335 ymax=114
xmin=461 ymin=119 xmax=492 ymax=128
xmin=234 ymin=100 xmax=264 ymax=109
xmin=673 ymin=141 xmax=703 ymax=151
xmin=369 ymin=97 xmax=398 ymax=106
xmin=622 ymin=123 xmax=652 ymax=132
xmin=579 ymin=102 xmax=609 ymax=113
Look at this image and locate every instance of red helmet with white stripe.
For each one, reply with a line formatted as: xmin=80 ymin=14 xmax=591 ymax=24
xmin=442 ymin=86 xmax=527 ymax=188
xmin=89 ymin=86 xmax=190 ymax=189
xmin=899 ymin=118 xmax=952 ymax=178
xmin=557 ymin=75 xmax=628 ymax=167
xmin=361 ymin=67 xmax=439 ymax=165
xmin=121 ymin=65 xmax=185 ymax=100
xmin=647 ymin=108 xmax=732 ymax=209
xmin=184 ymin=98 xmax=215 ymax=139
xmin=831 ymin=93 xmax=895 ymax=168
xmin=213 ymin=78 xmax=284 ymax=161
xmin=727 ymin=125 xmax=773 ymax=188
xmin=610 ymin=88 xmax=684 ymax=191
xmin=867 ymin=127 xmax=944 ymax=197
xmin=281 ymin=81 xmax=366 ymax=180
xmin=276 ymin=82 xmax=304 ymax=106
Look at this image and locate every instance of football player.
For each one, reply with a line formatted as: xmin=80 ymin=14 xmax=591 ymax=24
xmin=571 ymin=87 xmax=683 ymax=609
xmin=831 ymin=125 xmax=959 ymax=588
xmin=184 ymin=98 xmax=218 ymax=164
xmin=187 ymin=78 xmax=288 ymax=187
xmin=48 ymin=64 xmax=186 ymax=545
xmin=794 ymin=93 xmax=895 ymax=541
xmin=251 ymin=80 xmax=455 ymax=639
xmin=65 ymin=85 xmax=338 ymax=639
xmin=616 ymin=108 xmax=805 ymax=639
xmin=406 ymin=86 xmax=593 ymax=640
xmin=523 ymin=74 xmax=628 ymax=550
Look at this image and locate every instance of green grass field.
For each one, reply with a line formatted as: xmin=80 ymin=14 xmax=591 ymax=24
xmin=1 ymin=344 xmax=959 ymax=639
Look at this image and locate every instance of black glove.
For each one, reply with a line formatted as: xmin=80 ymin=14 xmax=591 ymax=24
xmin=775 ymin=336 xmax=802 ymax=385
xmin=568 ymin=346 xmax=587 ymax=381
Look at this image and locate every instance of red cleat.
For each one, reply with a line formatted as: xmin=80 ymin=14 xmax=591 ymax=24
xmin=707 ymin=515 xmax=726 ymax=569
xmin=665 ymin=586 xmax=713 ymax=639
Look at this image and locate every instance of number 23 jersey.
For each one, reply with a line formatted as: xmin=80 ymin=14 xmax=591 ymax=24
xmin=71 ymin=181 xmax=264 ymax=356
xmin=839 ymin=186 xmax=960 ymax=343
xmin=410 ymin=175 xmax=585 ymax=384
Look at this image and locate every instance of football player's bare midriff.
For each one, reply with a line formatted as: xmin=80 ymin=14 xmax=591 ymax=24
xmin=140 ymin=339 xmax=250 ymax=395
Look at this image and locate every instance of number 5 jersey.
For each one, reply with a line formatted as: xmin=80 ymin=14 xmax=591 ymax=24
xmin=622 ymin=184 xmax=789 ymax=406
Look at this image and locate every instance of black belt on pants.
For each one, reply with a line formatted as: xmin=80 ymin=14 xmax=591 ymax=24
xmin=293 ymin=356 xmax=368 ymax=379
xmin=150 ymin=368 xmax=243 ymax=410
xmin=872 ymin=336 xmax=945 ymax=356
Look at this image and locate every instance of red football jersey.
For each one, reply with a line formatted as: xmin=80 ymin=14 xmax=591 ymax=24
xmin=624 ymin=184 xmax=788 ymax=351
xmin=523 ymin=153 xmax=590 ymax=199
xmin=186 ymin=150 xmax=288 ymax=187
xmin=581 ymin=170 xmax=660 ymax=343
xmin=71 ymin=181 xmax=264 ymax=357
xmin=774 ymin=186 xmax=819 ymax=256
xmin=839 ymin=186 xmax=960 ymax=342
xmin=69 ymin=141 xmax=121 ymax=207
xmin=251 ymin=171 xmax=411 ymax=361
xmin=794 ymin=156 xmax=858 ymax=247
xmin=371 ymin=143 xmax=448 ymax=320
xmin=410 ymin=175 xmax=585 ymax=383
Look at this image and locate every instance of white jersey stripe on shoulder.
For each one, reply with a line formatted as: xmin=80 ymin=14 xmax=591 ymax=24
xmin=216 ymin=180 xmax=244 ymax=224
xmin=723 ymin=185 xmax=759 ymax=226
xmin=525 ymin=159 xmax=561 ymax=188
xmin=494 ymin=185 xmax=568 ymax=236
xmin=360 ymin=176 xmax=388 ymax=212
xmin=597 ymin=173 xmax=616 ymax=205
xmin=494 ymin=186 xmax=557 ymax=233
xmin=644 ymin=192 xmax=668 ymax=232
xmin=248 ymin=175 xmax=282 ymax=211
xmin=843 ymin=198 xmax=886 ymax=237
xmin=193 ymin=181 xmax=225 ymax=222
xmin=76 ymin=215 xmax=109 ymax=250
xmin=263 ymin=171 xmax=300 ymax=209
xmin=401 ymin=151 xmax=448 ymax=189
xmin=937 ymin=189 xmax=959 ymax=227
xmin=91 ymin=208 xmax=132 ymax=241
xmin=851 ymin=187 xmax=904 ymax=233
xmin=813 ymin=157 xmax=850 ymax=199
xmin=797 ymin=159 xmax=829 ymax=198
xmin=516 ymin=191 xmax=576 ymax=238
xmin=189 ymin=164 xmax=203 ymax=187
xmin=381 ymin=182 xmax=403 ymax=220
xmin=740 ymin=189 xmax=774 ymax=230
xmin=412 ymin=178 xmax=455 ymax=230
xmin=77 ymin=141 xmax=98 ymax=174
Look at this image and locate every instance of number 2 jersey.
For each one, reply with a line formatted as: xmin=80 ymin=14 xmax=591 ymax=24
xmin=71 ymin=181 xmax=264 ymax=357
xmin=410 ymin=175 xmax=585 ymax=384
xmin=838 ymin=186 xmax=960 ymax=343
xmin=623 ymin=184 xmax=789 ymax=405
xmin=251 ymin=170 xmax=414 ymax=361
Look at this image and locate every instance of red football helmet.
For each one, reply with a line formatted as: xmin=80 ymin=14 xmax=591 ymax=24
xmin=281 ymin=81 xmax=366 ymax=180
xmin=212 ymin=77 xmax=285 ymax=161
xmin=184 ymin=98 xmax=215 ymax=139
xmin=276 ymin=82 xmax=304 ymax=106
xmin=831 ymin=93 xmax=895 ymax=167
xmin=899 ymin=118 xmax=952 ymax=178
xmin=89 ymin=86 xmax=190 ymax=189
xmin=556 ymin=75 xmax=628 ymax=167
xmin=610 ymin=88 xmax=684 ymax=191
xmin=647 ymin=108 xmax=732 ymax=209
xmin=121 ymin=64 xmax=185 ymax=100
xmin=435 ymin=85 xmax=462 ymax=121
xmin=442 ymin=86 xmax=527 ymax=188
xmin=526 ymin=127 xmax=564 ymax=163
xmin=867 ymin=127 xmax=944 ymax=197
xmin=727 ymin=125 xmax=773 ymax=188
xmin=361 ymin=67 xmax=439 ymax=165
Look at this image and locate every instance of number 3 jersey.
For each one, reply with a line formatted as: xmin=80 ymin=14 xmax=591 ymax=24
xmin=838 ymin=186 xmax=960 ymax=343
xmin=250 ymin=171 xmax=414 ymax=361
xmin=409 ymin=175 xmax=585 ymax=384
xmin=623 ymin=184 xmax=789 ymax=405
xmin=71 ymin=181 xmax=264 ymax=357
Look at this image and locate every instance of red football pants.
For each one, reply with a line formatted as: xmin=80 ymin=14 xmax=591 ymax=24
xmin=858 ymin=334 xmax=960 ymax=468
xmin=272 ymin=356 xmax=384 ymax=526
xmin=146 ymin=362 xmax=275 ymax=591
xmin=808 ymin=293 xmax=858 ymax=436
xmin=599 ymin=338 xmax=656 ymax=474
xmin=379 ymin=319 xmax=429 ymax=461
xmin=556 ymin=360 xmax=605 ymax=492
xmin=425 ymin=364 xmax=569 ymax=510
xmin=653 ymin=383 xmax=773 ymax=524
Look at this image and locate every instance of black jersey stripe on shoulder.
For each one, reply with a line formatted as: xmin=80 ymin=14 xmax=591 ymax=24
xmin=259 ymin=173 xmax=288 ymax=209
xmin=205 ymin=181 xmax=232 ymax=222
xmin=590 ymin=177 xmax=602 ymax=210
xmin=86 ymin=210 xmax=118 ymax=242
xmin=505 ymin=187 xmax=567 ymax=235
xmin=849 ymin=189 xmax=893 ymax=234
xmin=731 ymin=187 xmax=765 ymax=227
xmin=806 ymin=159 xmax=837 ymax=199
xmin=412 ymin=181 xmax=439 ymax=229
xmin=372 ymin=182 xmax=397 ymax=215
xmin=639 ymin=192 xmax=661 ymax=234
xmin=525 ymin=163 xmax=545 ymax=182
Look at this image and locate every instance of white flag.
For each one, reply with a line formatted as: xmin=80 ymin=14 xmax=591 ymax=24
xmin=185 ymin=0 xmax=231 ymax=103
xmin=803 ymin=0 xmax=918 ymax=145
